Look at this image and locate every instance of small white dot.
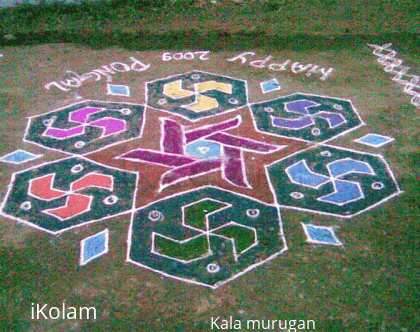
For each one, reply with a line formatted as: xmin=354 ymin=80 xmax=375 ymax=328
xmin=320 ymin=151 xmax=332 ymax=157
xmin=206 ymin=263 xmax=220 ymax=273
xmin=371 ymin=182 xmax=384 ymax=190
xmin=20 ymin=201 xmax=32 ymax=211
xmin=120 ymin=108 xmax=131 ymax=115
xmin=103 ymin=195 xmax=118 ymax=205
xmin=148 ymin=210 xmax=163 ymax=221
xmin=311 ymin=128 xmax=321 ymax=136
xmin=290 ymin=192 xmax=304 ymax=199
xmin=246 ymin=209 xmax=260 ymax=218
xmin=74 ymin=141 xmax=85 ymax=149
xmin=71 ymin=164 xmax=84 ymax=173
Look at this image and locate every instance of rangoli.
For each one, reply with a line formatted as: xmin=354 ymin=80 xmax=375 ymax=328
xmin=0 ymin=66 xmax=402 ymax=288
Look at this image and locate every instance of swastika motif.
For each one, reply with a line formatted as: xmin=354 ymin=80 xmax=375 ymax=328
xmin=117 ymin=115 xmax=285 ymax=191
xmin=24 ymin=100 xmax=145 ymax=154
xmin=127 ymin=186 xmax=286 ymax=288
xmin=250 ymin=93 xmax=364 ymax=142
xmin=266 ymin=146 xmax=402 ymax=217
xmin=0 ymin=65 xmax=404 ymax=288
xmin=0 ymin=157 xmax=138 ymax=234
xmin=146 ymin=71 xmax=248 ymax=121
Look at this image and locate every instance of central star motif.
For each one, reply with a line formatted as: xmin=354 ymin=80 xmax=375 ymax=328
xmin=116 ymin=115 xmax=286 ymax=191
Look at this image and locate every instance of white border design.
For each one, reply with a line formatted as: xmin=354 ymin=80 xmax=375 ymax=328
xmin=0 ymin=155 xmax=139 ymax=235
xmin=23 ymin=100 xmax=146 ymax=157
xmin=265 ymin=144 xmax=404 ymax=218
xmin=145 ymin=70 xmax=249 ymax=122
xmin=126 ymin=185 xmax=288 ymax=289
xmin=250 ymin=92 xmax=366 ymax=144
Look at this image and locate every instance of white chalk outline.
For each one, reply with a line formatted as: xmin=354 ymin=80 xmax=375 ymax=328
xmin=317 ymin=158 xmax=376 ymax=206
xmin=354 ymin=133 xmax=395 ymax=148
xmin=28 ymin=173 xmax=67 ymax=202
xmin=221 ymin=146 xmax=252 ymax=189
xmin=285 ymin=159 xmax=331 ymax=189
xmin=249 ymin=93 xmax=365 ymax=144
xmin=270 ymin=100 xmax=323 ymax=131
xmin=0 ymin=155 xmax=139 ymax=235
xmin=260 ymin=78 xmax=281 ymax=94
xmin=0 ymin=149 xmax=43 ymax=165
xmin=126 ymin=185 xmax=288 ymax=289
xmin=210 ymin=221 xmax=259 ymax=261
xmin=368 ymin=43 xmax=420 ymax=109
xmin=150 ymin=198 xmax=259 ymax=264
xmin=145 ymin=70 xmax=249 ymax=122
xmin=151 ymin=198 xmax=234 ymax=264
xmin=28 ymin=172 xmax=115 ymax=199
xmin=106 ymin=83 xmax=131 ymax=97
xmin=158 ymin=159 xmax=222 ymax=192
xmin=118 ymin=113 xmax=283 ymax=192
xmin=42 ymin=107 xmax=128 ymax=140
xmin=301 ymin=223 xmax=342 ymax=246
xmin=205 ymin=131 xmax=286 ymax=155
xmin=44 ymin=193 xmax=94 ymax=222
xmin=27 ymin=171 xmax=114 ymax=221
xmin=23 ymin=100 xmax=146 ymax=157
xmin=285 ymin=158 xmax=376 ymax=205
xmin=265 ymin=143 xmax=403 ymax=218
xmin=80 ymin=228 xmax=109 ymax=265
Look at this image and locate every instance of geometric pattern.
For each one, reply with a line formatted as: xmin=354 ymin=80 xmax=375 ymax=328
xmin=24 ymin=100 xmax=145 ymax=155
xmin=117 ymin=116 xmax=285 ymax=191
xmin=127 ymin=186 xmax=286 ymax=288
xmin=354 ymin=133 xmax=395 ymax=148
xmin=266 ymin=145 xmax=402 ymax=217
xmin=0 ymin=68 xmax=403 ymax=288
xmin=146 ymin=71 xmax=248 ymax=121
xmin=250 ymin=93 xmax=364 ymax=143
xmin=0 ymin=149 xmax=42 ymax=164
xmin=301 ymin=223 xmax=342 ymax=246
xmin=80 ymin=229 xmax=109 ymax=265
xmin=0 ymin=157 xmax=138 ymax=234
xmin=285 ymin=158 xmax=375 ymax=205
xmin=368 ymin=43 xmax=420 ymax=109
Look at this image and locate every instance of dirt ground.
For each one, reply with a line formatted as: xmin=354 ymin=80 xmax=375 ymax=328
xmin=0 ymin=4 xmax=419 ymax=331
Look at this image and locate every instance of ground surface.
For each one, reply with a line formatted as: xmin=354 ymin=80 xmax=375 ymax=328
xmin=0 ymin=1 xmax=419 ymax=332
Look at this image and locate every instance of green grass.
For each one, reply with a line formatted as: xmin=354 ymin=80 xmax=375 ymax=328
xmin=1 ymin=0 xmax=419 ymax=52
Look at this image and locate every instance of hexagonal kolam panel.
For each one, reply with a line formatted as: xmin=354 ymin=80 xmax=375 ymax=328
xmin=146 ymin=71 xmax=248 ymax=121
xmin=24 ymin=100 xmax=145 ymax=154
xmin=250 ymin=93 xmax=364 ymax=143
xmin=266 ymin=145 xmax=402 ymax=218
xmin=127 ymin=186 xmax=286 ymax=288
xmin=0 ymin=157 xmax=138 ymax=234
